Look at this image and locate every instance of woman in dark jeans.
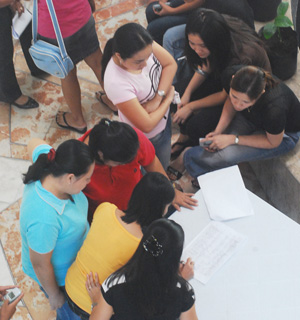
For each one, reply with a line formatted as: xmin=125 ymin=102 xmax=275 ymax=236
xmin=169 ymin=8 xmax=271 ymax=161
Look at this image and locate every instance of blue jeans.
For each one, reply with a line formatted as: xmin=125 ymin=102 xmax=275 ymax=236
xmin=40 ymin=286 xmax=81 ymax=320
xmin=149 ymin=113 xmax=172 ymax=171
xmin=146 ymin=0 xmax=188 ymax=45
xmin=184 ymin=113 xmax=300 ymax=177
xmin=163 ymin=24 xmax=193 ymax=86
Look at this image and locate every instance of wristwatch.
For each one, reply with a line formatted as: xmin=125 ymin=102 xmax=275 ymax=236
xmin=235 ymin=135 xmax=239 ymax=144
xmin=157 ymin=90 xmax=166 ymax=98
xmin=91 ymin=302 xmax=98 ymax=311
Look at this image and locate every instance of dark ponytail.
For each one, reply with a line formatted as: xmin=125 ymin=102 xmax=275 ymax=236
xmin=89 ymin=118 xmax=139 ymax=164
xmin=23 ymin=139 xmax=94 ymax=184
xmin=101 ymin=23 xmax=153 ymax=80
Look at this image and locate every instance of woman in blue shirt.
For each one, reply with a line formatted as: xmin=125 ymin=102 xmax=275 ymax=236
xmin=20 ymin=138 xmax=94 ymax=320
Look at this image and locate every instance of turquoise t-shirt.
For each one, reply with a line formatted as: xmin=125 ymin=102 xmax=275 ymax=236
xmin=20 ymin=144 xmax=89 ymax=286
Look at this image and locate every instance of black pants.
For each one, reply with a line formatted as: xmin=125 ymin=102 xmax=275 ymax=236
xmin=178 ymin=74 xmax=223 ymax=143
xmin=0 ymin=6 xmax=42 ymax=103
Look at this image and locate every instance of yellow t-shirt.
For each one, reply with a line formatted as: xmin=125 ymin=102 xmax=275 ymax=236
xmin=65 ymin=202 xmax=140 ymax=314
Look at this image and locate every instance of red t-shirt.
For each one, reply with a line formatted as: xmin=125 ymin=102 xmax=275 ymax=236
xmin=79 ymin=128 xmax=155 ymax=220
xmin=37 ymin=0 xmax=91 ymax=38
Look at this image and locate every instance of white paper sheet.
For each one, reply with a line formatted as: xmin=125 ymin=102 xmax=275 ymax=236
xmin=198 ymin=165 xmax=254 ymax=221
xmin=12 ymin=9 xmax=32 ymax=39
xmin=182 ymin=221 xmax=247 ymax=284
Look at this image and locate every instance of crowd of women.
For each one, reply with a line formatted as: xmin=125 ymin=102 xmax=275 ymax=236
xmin=1 ymin=0 xmax=299 ymax=319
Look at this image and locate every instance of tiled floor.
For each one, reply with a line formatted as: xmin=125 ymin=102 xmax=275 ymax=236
xmin=0 ymin=0 xmax=299 ymax=319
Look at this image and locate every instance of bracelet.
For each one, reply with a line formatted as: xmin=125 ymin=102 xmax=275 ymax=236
xmin=91 ymin=302 xmax=98 ymax=311
xmin=195 ymin=67 xmax=208 ymax=78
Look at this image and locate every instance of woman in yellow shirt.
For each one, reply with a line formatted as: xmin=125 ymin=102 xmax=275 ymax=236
xmin=65 ymin=172 xmax=175 ymax=319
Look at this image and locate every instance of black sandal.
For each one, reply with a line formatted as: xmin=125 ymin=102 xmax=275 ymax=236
xmin=95 ymin=91 xmax=118 ymax=115
xmin=12 ymin=97 xmax=39 ymax=109
xmin=171 ymin=141 xmax=190 ymax=161
xmin=167 ymin=166 xmax=183 ymax=182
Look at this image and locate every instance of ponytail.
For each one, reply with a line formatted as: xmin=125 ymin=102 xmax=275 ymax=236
xmin=101 ymin=38 xmax=114 ymax=81
xmin=23 ymin=139 xmax=94 ymax=184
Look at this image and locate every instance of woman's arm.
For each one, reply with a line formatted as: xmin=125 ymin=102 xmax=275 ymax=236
xmin=156 ymin=0 xmax=205 ymax=16
xmin=86 ymin=272 xmax=113 ymax=320
xmin=180 ymin=303 xmax=198 ymax=320
xmin=29 ymin=249 xmax=65 ymax=310
xmin=174 ymin=89 xmax=228 ymax=124
xmin=117 ymin=87 xmax=174 ymax=133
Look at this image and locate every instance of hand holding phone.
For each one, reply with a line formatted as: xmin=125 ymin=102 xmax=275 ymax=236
xmin=199 ymin=138 xmax=212 ymax=148
xmin=0 ymin=288 xmax=22 ymax=306
xmin=153 ymin=2 xmax=171 ymax=12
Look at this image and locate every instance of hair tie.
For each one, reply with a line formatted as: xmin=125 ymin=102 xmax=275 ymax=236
xmin=143 ymin=235 xmax=163 ymax=257
xmin=105 ymin=120 xmax=111 ymax=126
xmin=47 ymin=148 xmax=56 ymax=163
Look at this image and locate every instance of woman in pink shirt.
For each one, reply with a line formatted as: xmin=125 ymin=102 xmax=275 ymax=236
xmin=37 ymin=0 xmax=102 ymax=134
xmin=102 ymin=23 xmax=177 ymax=170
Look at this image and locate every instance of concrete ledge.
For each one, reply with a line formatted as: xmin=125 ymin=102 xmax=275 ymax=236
xmin=250 ymin=142 xmax=300 ymax=224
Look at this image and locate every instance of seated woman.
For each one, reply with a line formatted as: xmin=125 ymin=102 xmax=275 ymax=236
xmin=146 ymin=0 xmax=205 ymax=45
xmin=168 ymin=9 xmax=271 ymax=162
xmin=65 ymin=173 xmax=194 ymax=319
xmin=146 ymin=0 xmax=254 ymax=46
xmin=86 ymin=218 xmax=196 ymax=320
xmin=170 ymin=65 xmax=300 ymax=179
xmin=81 ymin=118 xmax=197 ymax=223
xmin=20 ymin=138 xmax=95 ymax=319
xmin=102 ymin=23 xmax=177 ymax=170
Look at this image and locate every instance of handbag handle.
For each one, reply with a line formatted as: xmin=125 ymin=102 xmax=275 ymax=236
xmin=32 ymin=0 xmax=69 ymax=60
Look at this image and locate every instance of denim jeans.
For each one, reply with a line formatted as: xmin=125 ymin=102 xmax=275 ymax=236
xmin=149 ymin=113 xmax=172 ymax=171
xmin=65 ymin=292 xmax=90 ymax=320
xmin=163 ymin=24 xmax=193 ymax=87
xmin=184 ymin=113 xmax=300 ymax=177
xmin=40 ymin=286 xmax=81 ymax=320
xmin=146 ymin=0 xmax=188 ymax=45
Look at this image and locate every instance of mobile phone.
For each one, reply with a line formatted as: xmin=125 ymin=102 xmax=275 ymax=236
xmin=153 ymin=2 xmax=170 ymax=12
xmin=0 ymin=288 xmax=22 ymax=306
xmin=199 ymin=138 xmax=212 ymax=147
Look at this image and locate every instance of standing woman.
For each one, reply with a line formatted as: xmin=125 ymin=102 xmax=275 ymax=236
xmin=36 ymin=0 xmax=107 ymax=133
xmin=86 ymin=219 xmax=197 ymax=320
xmin=65 ymin=173 xmax=194 ymax=319
xmin=20 ymin=138 xmax=95 ymax=319
xmin=102 ymin=22 xmax=177 ymax=170
xmin=175 ymin=65 xmax=300 ymax=178
xmin=170 ymin=8 xmax=271 ymax=160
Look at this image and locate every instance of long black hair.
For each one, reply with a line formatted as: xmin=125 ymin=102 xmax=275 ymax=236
xmin=106 ymin=219 xmax=190 ymax=318
xmin=122 ymin=172 xmax=175 ymax=228
xmin=185 ymin=9 xmax=267 ymax=75
xmin=101 ymin=22 xmax=153 ymax=80
xmin=23 ymin=139 xmax=94 ymax=184
xmin=88 ymin=118 xmax=139 ymax=164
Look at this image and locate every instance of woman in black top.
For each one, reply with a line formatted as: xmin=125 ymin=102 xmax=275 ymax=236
xmin=86 ymin=219 xmax=197 ymax=320
xmin=170 ymin=8 xmax=271 ymax=160
xmin=176 ymin=65 xmax=300 ymax=178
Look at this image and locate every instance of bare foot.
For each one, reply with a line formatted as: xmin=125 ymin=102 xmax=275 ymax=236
xmin=95 ymin=91 xmax=118 ymax=112
xmin=14 ymin=95 xmax=31 ymax=105
xmin=56 ymin=111 xmax=86 ymax=131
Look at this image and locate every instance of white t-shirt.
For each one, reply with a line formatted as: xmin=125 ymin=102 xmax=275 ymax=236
xmin=104 ymin=53 xmax=169 ymax=139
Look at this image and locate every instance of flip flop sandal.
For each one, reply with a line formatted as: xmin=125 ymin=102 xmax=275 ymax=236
xmin=171 ymin=141 xmax=190 ymax=161
xmin=95 ymin=91 xmax=118 ymax=115
xmin=56 ymin=111 xmax=87 ymax=134
xmin=12 ymin=97 xmax=39 ymax=109
xmin=167 ymin=166 xmax=183 ymax=182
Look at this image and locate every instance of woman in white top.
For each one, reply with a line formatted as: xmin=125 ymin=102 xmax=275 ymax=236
xmin=102 ymin=23 xmax=177 ymax=170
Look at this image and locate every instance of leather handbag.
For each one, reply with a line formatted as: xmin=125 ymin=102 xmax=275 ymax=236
xmin=29 ymin=0 xmax=74 ymax=79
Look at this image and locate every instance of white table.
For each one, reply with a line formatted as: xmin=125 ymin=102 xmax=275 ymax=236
xmin=170 ymin=190 xmax=300 ymax=320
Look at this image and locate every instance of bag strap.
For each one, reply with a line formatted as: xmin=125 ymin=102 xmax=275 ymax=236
xmin=32 ymin=0 xmax=69 ymax=60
